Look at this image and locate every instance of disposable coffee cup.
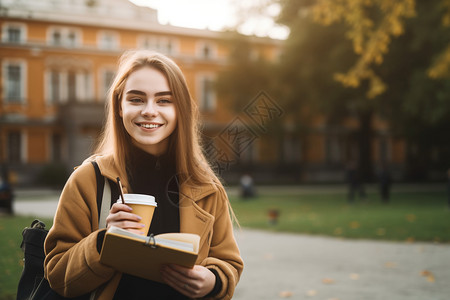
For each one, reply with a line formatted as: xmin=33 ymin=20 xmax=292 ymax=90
xmin=117 ymin=194 xmax=157 ymax=236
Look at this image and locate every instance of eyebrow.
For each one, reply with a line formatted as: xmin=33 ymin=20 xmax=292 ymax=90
xmin=125 ymin=90 xmax=172 ymax=97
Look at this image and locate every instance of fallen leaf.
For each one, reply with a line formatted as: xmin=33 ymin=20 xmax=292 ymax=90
xmin=306 ymin=290 xmax=317 ymax=297
xmin=279 ymin=291 xmax=293 ymax=298
xmin=349 ymin=221 xmax=360 ymax=229
xmin=384 ymin=262 xmax=397 ymax=268
xmin=322 ymin=278 xmax=335 ymax=284
xmin=376 ymin=228 xmax=386 ymax=236
xmin=349 ymin=273 xmax=360 ymax=280
xmin=334 ymin=227 xmax=343 ymax=235
xmin=406 ymin=237 xmax=415 ymax=243
xmin=420 ymin=270 xmax=435 ymax=282
xmin=405 ymin=214 xmax=416 ymax=222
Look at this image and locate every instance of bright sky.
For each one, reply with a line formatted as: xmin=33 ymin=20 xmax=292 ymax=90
xmin=129 ymin=0 xmax=289 ymax=40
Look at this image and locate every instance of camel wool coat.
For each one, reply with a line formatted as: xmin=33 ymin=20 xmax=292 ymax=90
xmin=44 ymin=155 xmax=243 ymax=300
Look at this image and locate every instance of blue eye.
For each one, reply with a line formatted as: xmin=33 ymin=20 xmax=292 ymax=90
xmin=158 ymin=98 xmax=172 ymax=104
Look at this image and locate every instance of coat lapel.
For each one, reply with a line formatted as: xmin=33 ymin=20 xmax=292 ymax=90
xmin=179 ymin=183 xmax=215 ymax=257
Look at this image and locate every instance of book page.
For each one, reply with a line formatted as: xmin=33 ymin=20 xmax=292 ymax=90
xmin=106 ymin=226 xmax=198 ymax=252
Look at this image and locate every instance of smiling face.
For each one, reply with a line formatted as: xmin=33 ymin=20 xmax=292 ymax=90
xmin=120 ymin=67 xmax=177 ymax=156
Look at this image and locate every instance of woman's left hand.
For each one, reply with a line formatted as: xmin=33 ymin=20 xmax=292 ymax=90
xmin=161 ymin=264 xmax=216 ymax=298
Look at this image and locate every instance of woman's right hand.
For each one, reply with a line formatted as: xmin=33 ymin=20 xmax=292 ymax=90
xmin=105 ymin=203 xmax=145 ymax=235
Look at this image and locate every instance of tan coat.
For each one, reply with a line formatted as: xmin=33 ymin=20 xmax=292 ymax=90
xmin=44 ymin=155 xmax=243 ymax=299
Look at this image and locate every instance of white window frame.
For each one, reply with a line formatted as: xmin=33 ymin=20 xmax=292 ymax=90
xmin=283 ymin=135 xmax=302 ymax=163
xmin=196 ymin=73 xmax=216 ymax=112
xmin=45 ymin=69 xmax=62 ymax=105
xmin=98 ymin=67 xmax=116 ymax=100
xmin=47 ymin=26 xmax=82 ymax=48
xmin=76 ymin=72 xmax=93 ymax=102
xmin=97 ymin=30 xmax=119 ymax=50
xmin=137 ymin=35 xmax=179 ymax=55
xmin=2 ymin=22 xmax=27 ymax=44
xmin=6 ymin=129 xmax=27 ymax=163
xmin=196 ymin=40 xmax=217 ymax=60
xmin=2 ymin=59 xmax=27 ymax=104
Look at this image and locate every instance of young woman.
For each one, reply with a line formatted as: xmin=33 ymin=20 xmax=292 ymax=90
xmin=44 ymin=50 xmax=243 ymax=299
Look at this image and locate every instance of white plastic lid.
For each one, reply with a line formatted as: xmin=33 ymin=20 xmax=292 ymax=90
xmin=116 ymin=194 xmax=157 ymax=206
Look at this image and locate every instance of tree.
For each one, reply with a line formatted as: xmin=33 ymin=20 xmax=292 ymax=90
xmin=277 ymin=1 xmax=384 ymax=181
xmin=276 ymin=0 xmax=450 ymax=180
xmin=215 ymin=32 xmax=276 ymax=112
xmin=310 ymin=0 xmax=416 ymax=99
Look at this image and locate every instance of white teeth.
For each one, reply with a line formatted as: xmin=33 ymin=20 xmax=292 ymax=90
xmin=141 ymin=124 xmax=160 ymax=129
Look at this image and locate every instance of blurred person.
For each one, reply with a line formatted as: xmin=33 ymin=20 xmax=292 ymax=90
xmin=447 ymin=168 xmax=450 ymax=209
xmin=346 ymin=160 xmax=366 ymax=204
xmin=44 ymin=50 xmax=243 ymax=300
xmin=379 ymin=162 xmax=392 ymax=203
xmin=240 ymin=173 xmax=255 ymax=199
xmin=0 ymin=164 xmax=13 ymax=214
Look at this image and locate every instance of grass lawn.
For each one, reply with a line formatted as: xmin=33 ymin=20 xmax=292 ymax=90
xmin=0 ymin=216 xmax=53 ymax=300
xmin=230 ymin=190 xmax=450 ymax=243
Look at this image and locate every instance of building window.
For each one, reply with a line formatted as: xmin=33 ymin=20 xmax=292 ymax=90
xmin=197 ymin=41 xmax=217 ymax=60
xmin=198 ymin=75 xmax=216 ymax=112
xmin=67 ymin=30 xmax=77 ymax=47
xmin=101 ymin=69 xmax=115 ymax=98
xmin=3 ymin=61 xmax=26 ymax=103
xmin=2 ymin=23 xmax=26 ymax=43
xmin=47 ymin=68 xmax=92 ymax=103
xmin=138 ymin=35 xmax=178 ymax=55
xmin=7 ymin=27 xmax=21 ymax=42
xmin=67 ymin=71 xmax=77 ymax=101
xmin=49 ymin=70 xmax=60 ymax=104
xmin=52 ymin=31 xmax=62 ymax=46
xmin=98 ymin=31 xmax=119 ymax=50
xmin=7 ymin=131 xmax=22 ymax=163
xmin=283 ymin=135 xmax=301 ymax=163
xmin=326 ymin=135 xmax=342 ymax=164
xmin=48 ymin=27 xmax=81 ymax=47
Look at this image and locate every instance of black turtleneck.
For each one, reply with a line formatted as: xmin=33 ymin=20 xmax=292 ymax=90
xmin=113 ymin=145 xmax=187 ymax=299
xmin=127 ymin=145 xmax=180 ymax=236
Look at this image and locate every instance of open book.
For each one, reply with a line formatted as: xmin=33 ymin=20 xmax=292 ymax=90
xmin=100 ymin=226 xmax=200 ymax=283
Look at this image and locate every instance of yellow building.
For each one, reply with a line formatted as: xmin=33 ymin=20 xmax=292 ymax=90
xmin=0 ymin=0 xmax=405 ymax=186
xmin=0 ymin=0 xmax=281 ymax=185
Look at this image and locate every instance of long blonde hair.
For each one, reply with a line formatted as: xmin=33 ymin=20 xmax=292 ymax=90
xmin=94 ymin=50 xmax=220 ymax=187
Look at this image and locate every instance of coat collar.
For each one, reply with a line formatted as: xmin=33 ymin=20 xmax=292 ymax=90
xmin=94 ymin=154 xmax=218 ymax=202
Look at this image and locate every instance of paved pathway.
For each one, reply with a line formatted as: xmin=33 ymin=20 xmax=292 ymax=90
xmin=233 ymin=229 xmax=450 ymax=300
xmin=9 ymin=186 xmax=450 ymax=300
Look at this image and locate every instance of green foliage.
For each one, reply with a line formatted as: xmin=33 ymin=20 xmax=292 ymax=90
xmin=215 ymin=31 xmax=277 ymax=112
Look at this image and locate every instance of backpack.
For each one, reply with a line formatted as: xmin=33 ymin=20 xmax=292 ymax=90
xmin=16 ymin=161 xmax=118 ymax=300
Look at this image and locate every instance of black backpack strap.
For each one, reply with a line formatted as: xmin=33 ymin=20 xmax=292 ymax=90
xmin=107 ymin=178 xmax=119 ymax=208
xmin=91 ymin=161 xmax=104 ymax=220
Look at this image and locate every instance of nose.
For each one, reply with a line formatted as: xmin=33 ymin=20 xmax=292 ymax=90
xmin=141 ymin=100 xmax=158 ymax=117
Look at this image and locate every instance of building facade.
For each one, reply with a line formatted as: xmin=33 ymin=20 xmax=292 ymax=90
xmin=0 ymin=0 xmax=406 ymax=186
